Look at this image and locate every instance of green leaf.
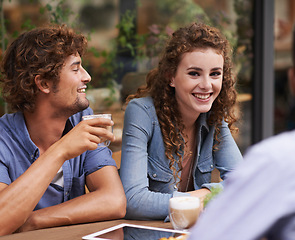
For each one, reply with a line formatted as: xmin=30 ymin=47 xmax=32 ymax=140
xmin=203 ymin=186 xmax=223 ymax=208
xmin=46 ymin=3 xmax=52 ymax=11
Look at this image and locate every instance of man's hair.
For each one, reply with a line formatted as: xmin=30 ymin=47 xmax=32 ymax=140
xmin=0 ymin=25 xmax=87 ymax=112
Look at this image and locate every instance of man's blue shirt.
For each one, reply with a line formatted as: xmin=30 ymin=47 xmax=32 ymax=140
xmin=0 ymin=107 xmax=116 ymax=210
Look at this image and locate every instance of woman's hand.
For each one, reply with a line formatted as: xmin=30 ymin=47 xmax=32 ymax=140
xmin=188 ymin=188 xmax=211 ymax=209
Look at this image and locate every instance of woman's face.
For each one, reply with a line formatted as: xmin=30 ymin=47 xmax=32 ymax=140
xmin=170 ymin=48 xmax=223 ymax=123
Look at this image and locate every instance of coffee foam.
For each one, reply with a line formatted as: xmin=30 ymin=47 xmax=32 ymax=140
xmin=169 ymin=196 xmax=200 ymax=210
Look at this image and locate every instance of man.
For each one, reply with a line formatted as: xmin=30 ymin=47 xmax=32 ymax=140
xmin=0 ymin=25 xmax=126 ymax=236
xmin=188 ymin=27 xmax=295 ymax=240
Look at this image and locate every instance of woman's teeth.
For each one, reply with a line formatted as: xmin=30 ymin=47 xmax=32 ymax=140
xmin=193 ymin=93 xmax=210 ymax=99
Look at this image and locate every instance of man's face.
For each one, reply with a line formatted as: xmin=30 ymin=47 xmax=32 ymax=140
xmin=49 ymin=53 xmax=91 ymax=117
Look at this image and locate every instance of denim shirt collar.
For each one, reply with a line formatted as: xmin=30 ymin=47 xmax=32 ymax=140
xmin=13 ymin=112 xmax=73 ymax=163
xmin=14 ymin=112 xmax=38 ymax=162
xmin=195 ymin=112 xmax=210 ymax=160
xmin=179 ymin=112 xmax=210 ymax=145
xmin=176 ymin=112 xmax=210 ymax=168
xmin=197 ymin=112 xmax=210 ymax=133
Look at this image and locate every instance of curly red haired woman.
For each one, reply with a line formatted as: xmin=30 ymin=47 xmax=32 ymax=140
xmin=120 ymin=22 xmax=243 ymax=220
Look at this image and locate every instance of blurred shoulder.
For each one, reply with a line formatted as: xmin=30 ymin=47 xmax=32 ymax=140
xmin=245 ymin=130 xmax=295 ymax=164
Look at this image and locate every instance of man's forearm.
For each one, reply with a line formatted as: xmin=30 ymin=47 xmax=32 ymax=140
xmin=19 ymin=187 xmax=126 ymax=232
xmin=0 ymin=146 xmax=66 ymax=235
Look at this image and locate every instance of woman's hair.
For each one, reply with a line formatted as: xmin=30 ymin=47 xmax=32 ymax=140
xmin=292 ymin=25 xmax=295 ymax=67
xmin=126 ymin=22 xmax=238 ymax=184
xmin=0 ymin=25 xmax=87 ymax=112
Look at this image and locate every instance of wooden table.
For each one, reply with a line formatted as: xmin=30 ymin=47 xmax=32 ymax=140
xmin=0 ymin=219 xmax=173 ymax=240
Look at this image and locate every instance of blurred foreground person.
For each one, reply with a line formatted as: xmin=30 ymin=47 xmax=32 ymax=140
xmin=0 ymin=25 xmax=126 ymax=235
xmin=188 ymin=131 xmax=295 ymax=240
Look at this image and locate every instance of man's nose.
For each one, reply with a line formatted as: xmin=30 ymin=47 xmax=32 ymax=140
xmin=82 ymin=67 xmax=91 ymax=83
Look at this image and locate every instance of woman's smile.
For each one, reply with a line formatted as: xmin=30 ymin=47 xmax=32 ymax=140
xmin=170 ymin=48 xmax=224 ymax=123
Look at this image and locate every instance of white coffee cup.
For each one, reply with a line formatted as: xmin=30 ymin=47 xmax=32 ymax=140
xmin=169 ymin=196 xmax=201 ymax=230
xmin=82 ymin=114 xmax=113 ymax=147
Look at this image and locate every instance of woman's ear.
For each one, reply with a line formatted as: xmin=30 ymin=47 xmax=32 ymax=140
xmin=169 ymin=78 xmax=175 ymax=87
xmin=35 ymin=75 xmax=50 ymax=93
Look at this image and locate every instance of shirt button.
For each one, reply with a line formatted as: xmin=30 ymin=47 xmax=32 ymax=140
xmin=174 ymin=185 xmax=177 ymax=189
xmin=153 ymin=173 xmax=157 ymax=178
xmin=210 ymin=165 xmax=214 ymax=168
xmin=65 ymin=191 xmax=69 ymax=196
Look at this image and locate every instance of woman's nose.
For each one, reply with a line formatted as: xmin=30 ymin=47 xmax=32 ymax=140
xmin=198 ymin=76 xmax=211 ymax=89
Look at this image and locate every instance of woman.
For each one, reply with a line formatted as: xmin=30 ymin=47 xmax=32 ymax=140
xmin=120 ymin=22 xmax=243 ymax=220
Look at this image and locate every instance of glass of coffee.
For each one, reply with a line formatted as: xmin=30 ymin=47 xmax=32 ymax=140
xmin=82 ymin=114 xmax=113 ymax=147
xmin=169 ymin=196 xmax=201 ymax=230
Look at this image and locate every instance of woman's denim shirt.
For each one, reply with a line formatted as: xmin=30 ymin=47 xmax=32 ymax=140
xmin=120 ymin=97 xmax=243 ymax=220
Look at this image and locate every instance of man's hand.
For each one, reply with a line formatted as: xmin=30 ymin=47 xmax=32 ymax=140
xmin=53 ymin=117 xmax=115 ymax=161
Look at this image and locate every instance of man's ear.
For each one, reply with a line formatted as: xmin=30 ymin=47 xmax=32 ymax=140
xmin=35 ymin=75 xmax=50 ymax=93
xmin=288 ymin=68 xmax=295 ymax=96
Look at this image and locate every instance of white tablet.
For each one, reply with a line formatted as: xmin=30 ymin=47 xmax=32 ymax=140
xmin=82 ymin=223 xmax=189 ymax=240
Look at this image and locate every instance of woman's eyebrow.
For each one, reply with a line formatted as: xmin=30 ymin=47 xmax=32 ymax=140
xmin=211 ymin=67 xmax=223 ymax=71
xmin=187 ymin=67 xmax=223 ymax=71
xmin=187 ymin=67 xmax=202 ymax=71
